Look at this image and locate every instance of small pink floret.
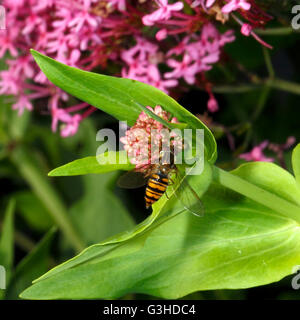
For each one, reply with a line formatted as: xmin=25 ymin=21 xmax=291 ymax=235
xmin=240 ymin=140 xmax=274 ymax=162
xmin=222 ymin=0 xmax=251 ymax=14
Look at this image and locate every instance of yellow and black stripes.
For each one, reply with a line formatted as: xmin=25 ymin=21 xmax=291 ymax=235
xmin=145 ymin=173 xmax=169 ymax=208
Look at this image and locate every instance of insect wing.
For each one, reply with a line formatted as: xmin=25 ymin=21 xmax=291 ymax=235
xmin=171 ymin=170 xmax=205 ymax=217
xmin=117 ymin=170 xmax=147 ymax=189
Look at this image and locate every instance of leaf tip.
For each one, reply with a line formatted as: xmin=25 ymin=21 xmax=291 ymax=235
xmin=19 ymin=288 xmax=32 ymax=300
xmin=30 ymin=49 xmax=45 ymax=65
xmin=48 ymin=169 xmax=57 ymax=177
xmin=30 ymin=48 xmax=38 ymax=58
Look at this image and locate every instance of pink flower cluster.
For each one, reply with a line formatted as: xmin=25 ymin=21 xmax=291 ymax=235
xmin=0 ymin=0 xmax=272 ymax=137
xmin=240 ymin=140 xmax=274 ymax=162
xmin=239 ymin=137 xmax=296 ymax=163
xmin=121 ymin=23 xmax=235 ymax=101
xmin=120 ymin=106 xmax=181 ymax=168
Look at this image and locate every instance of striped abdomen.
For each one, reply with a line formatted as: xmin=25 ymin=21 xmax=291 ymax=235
xmin=145 ymin=172 xmax=169 ymax=209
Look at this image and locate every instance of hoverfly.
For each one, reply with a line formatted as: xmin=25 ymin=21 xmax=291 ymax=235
xmin=117 ymin=149 xmax=204 ymax=217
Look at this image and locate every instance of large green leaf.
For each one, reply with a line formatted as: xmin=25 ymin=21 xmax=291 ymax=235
xmin=22 ymin=160 xmax=213 ymax=284
xmin=20 ymin=160 xmax=300 ymax=299
xmin=30 ymin=50 xmax=217 ymax=164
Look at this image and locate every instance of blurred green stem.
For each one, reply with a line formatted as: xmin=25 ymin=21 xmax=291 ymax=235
xmin=269 ymin=78 xmax=300 ymax=95
xmin=213 ymin=78 xmax=300 ymax=95
xmin=251 ymin=84 xmax=272 ymax=123
xmin=263 ymin=47 xmax=275 ymax=79
xmin=212 ymin=84 xmax=259 ymax=93
xmin=239 ymin=84 xmax=272 ymax=153
xmin=10 ymin=146 xmax=85 ymax=253
xmin=255 ymin=27 xmax=299 ymax=36
xmin=14 ymin=230 xmax=36 ymax=252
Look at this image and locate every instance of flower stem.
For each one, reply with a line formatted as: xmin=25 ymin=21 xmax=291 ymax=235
xmin=263 ymin=46 xmax=275 ymax=79
xmin=240 ymin=84 xmax=271 ymax=152
xmin=255 ymin=27 xmax=299 ymax=36
xmin=269 ymin=78 xmax=300 ymax=95
xmin=213 ymin=166 xmax=300 ymax=224
xmin=251 ymin=84 xmax=271 ymax=122
xmin=212 ymin=78 xmax=300 ymax=96
xmin=211 ymin=84 xmax=260 ymax=93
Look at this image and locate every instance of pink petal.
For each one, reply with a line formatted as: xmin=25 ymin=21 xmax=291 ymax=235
xmin=206 ymin=0 xmax=216 ymax=7
xmin=156 ymin=28 xmax=167 ymax=41
xmin=169 ymin=2 xmax=184 ymax=11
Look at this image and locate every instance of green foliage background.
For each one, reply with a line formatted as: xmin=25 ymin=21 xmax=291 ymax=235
xmin=1 ymin=9 xmax=300 ymax=299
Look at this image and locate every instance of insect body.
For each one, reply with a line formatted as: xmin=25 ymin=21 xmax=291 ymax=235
xmin=118 ymin=159 xmax=204 ymax=217
xmin=145 ymin=169 xmax=169 ymax=209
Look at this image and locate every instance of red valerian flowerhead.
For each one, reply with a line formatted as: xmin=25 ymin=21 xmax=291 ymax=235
xmin=120 ymin=105 xmax=183 ymax=169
